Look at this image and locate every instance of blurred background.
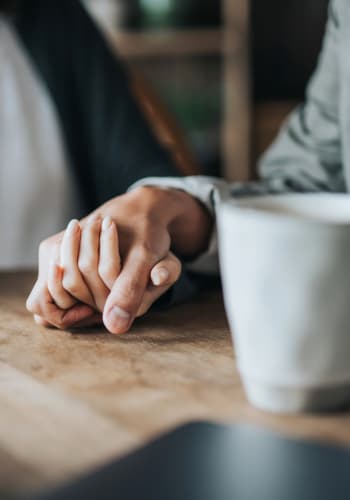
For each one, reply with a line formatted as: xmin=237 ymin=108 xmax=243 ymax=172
xmin=83 ymin=0 xmax=329 ymax=181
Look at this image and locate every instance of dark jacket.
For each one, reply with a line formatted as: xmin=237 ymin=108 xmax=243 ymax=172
xmin=14 ymin=0 xmax=180 ymax=210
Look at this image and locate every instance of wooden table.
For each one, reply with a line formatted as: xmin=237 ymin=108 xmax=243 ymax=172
xmin=1 ymin=272 xmax=350 ymax=497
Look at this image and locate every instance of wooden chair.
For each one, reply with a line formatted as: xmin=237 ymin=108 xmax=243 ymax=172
xmin=131 ymin=72 xmax=201 ymax=176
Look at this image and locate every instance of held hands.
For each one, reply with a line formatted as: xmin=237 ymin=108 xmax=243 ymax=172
xmin=26 ymin=186 xmax=212 ymax=334
xmin=27 ymin=217 xmax=180 ymax=333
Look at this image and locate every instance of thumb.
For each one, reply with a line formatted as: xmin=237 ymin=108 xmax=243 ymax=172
xmin=102 ymin=249 xmax=154 ymax=334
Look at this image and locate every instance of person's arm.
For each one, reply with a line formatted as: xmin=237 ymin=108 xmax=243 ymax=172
xmin=27 ymin=186 xmax=213 ymax=334
xmin=129 ymin=0 xmax=345 ymax=274
xmin=17 ymin=0 xmax=209 ymax=315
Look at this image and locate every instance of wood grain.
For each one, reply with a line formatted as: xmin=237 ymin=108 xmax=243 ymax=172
xmin=0 ymin=272 xmax=349 ymax=496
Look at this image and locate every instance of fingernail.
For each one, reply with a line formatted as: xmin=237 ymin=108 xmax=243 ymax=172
xmin=108 ymin=306 xmax=131 ymax=332
xmin=152 ymin=267 xmax=169 ymax=286
xmin=102 ymin=216 xmax=113 ymax=231
xmin=66 ymin=219 xmax=79 ymax=233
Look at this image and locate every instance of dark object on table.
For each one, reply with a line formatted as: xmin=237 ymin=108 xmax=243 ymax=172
xmin=34 ymin=421 xmax=350 ymax=500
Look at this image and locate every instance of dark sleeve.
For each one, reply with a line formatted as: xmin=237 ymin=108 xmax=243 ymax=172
xmin=15 ymin=0 xmax=181 ymax=209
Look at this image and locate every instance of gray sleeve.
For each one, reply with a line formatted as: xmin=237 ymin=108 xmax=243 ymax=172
xmin=255 ymin=0 xmax=344 ymax=195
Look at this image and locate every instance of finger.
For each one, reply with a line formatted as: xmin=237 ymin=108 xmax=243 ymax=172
xmin=103 ymin=246 xmax=158 ymax=335
xmin=35 ymin=312 xmax=103 ymax=330
xmin=26 ymin=279 xmax=46 ymax=316
xmin=42 ymin=300 xmax=96 ymax=330
xmin=150 ymin=252 xmax=182 ymax=287
xmin=78 ymin=217 xmax=109 ymax=311
xmin=61 ymin=219 xmax=95 ymax=308
xmin=67 ymin=313 xmax=103 ymax=329
xmin=48 ymin=255 xmax=76 ymax=310
xmin=34 ymin=315 xmax=53 ymax=327
xmin=137 ymin=253 xmax=182 ymax=317
xmin=98 ymin=216 xmax=121 ymax=289
xmin=29 ymin=283 xmax=96 ymax=330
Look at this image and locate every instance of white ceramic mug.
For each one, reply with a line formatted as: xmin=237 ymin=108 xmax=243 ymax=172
xmin=218 ymin=194 xmax=350 ymax=413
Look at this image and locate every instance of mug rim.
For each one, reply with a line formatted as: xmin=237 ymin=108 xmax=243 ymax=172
xmin=218 ymin=193 xmax=350 ymax=227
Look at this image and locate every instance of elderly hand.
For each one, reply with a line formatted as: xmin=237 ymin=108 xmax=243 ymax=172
xmin=27 ymin=186 xmax=212 ymax=334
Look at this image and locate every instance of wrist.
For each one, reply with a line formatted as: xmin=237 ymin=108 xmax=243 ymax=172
xmin=132 ymin=186 xmax=213 ymax=259
xmin=168 ymin=189 xmax=213 ymax=259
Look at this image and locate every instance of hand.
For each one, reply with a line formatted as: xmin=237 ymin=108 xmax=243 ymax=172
xmin=27 ymin=186 xmax=212 ymax=333
xmin=33 ymin=216 xmax=181 ymax=327
xmin=55 ymin=216 xmax=181 ymax=318
xmin=27 ymin=219 xmax=181 ymax=331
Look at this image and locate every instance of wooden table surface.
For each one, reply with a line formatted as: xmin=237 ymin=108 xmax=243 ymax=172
xmin=1 ymin=272 xmax=350 ymax=497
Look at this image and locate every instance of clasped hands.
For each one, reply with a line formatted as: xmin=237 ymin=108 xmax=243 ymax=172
xmin=26 ymin=186 xmax=212 ymax=334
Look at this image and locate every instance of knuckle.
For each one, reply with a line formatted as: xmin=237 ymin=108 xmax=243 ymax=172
xmin=112 ymin=283 xmax=140 ymax=310
xmin=78 ymin=257 xmax=95 ymax=276
xmin=62 ymin=275 xmax=80 ymax=296
xmin=98 ymin=264 xmax=116 ymax=284
xmin=133 ymin=243 xmax=157 ymax=265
